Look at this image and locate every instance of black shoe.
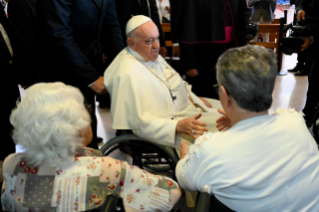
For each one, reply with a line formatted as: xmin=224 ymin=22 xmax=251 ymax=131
xmin=294 ymin=69 xmax=308 ymax=76
xmin=288 ymin=65 xmax=301 ymax=72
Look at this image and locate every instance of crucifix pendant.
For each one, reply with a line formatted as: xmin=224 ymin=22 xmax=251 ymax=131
xmin=170 ymin=90 xmax=177 ymax=101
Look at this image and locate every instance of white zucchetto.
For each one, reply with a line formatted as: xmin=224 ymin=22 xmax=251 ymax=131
xmin=126 ymin=15 xmax=152 ymax=35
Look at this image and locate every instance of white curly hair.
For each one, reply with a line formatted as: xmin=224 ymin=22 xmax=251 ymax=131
xmin=10 ymin=82 xmax=91 ymax=166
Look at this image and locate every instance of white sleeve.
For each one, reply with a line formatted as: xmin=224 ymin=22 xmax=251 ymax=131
xmin=175 ymin=132 xmax=215 ymax=192
xmin=133 ymin=118 xmax=181 ymax=147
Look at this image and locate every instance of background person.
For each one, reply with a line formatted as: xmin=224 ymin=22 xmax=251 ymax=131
xmin=296 ymin=0 xmax=319 ymax=126
xmin=248 ymin=0 xmax=277 ymax=42
xmin=1 ymin=82 xmax=181 ymax=212
xmin=35 ymin=0 xmax=124 ymax=149
xmin=0 ymin=4 xmax=21 ymax=193
xmin=170 ymin=0 xmax=249 ymax=99
xmin=176 ymin=45 xmax=319 ymax=212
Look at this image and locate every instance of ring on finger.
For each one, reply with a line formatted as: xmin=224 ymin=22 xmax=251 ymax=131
xmin=191 ymin=129 xmax=194 ymax=134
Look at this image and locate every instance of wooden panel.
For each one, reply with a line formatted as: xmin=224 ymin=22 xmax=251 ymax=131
xmin=161 ymin=23 xmax=171 ymax=33
xmin=255 ymin=24 xmax=281 ymax=33
xmin=165 ymin=41 xmax=173 ymax=47
xmin=249 ymin=18 xmax=280 ymax=24
xmin=272 ymin=18 xmax=280 ymax=24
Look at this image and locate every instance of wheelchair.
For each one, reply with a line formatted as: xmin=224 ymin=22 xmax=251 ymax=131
xmin=194 ymin=186 xmax=235 ymax=212
xmin=99 ymin=131 xmax=180 ymax=180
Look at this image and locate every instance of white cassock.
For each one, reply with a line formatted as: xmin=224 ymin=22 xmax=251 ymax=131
xmin=104 ymin=47 xmax=222 ymax=150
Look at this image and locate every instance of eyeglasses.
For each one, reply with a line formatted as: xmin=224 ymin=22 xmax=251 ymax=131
xmin=213 ymin=84 xmax=220 ymax=94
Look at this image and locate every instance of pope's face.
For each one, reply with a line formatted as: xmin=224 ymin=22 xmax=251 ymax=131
xmin=131 ymin=21 xmax=160 ymax=62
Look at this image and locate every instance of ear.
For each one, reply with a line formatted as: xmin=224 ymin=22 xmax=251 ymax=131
xmin=127 ymin=38 xmax=136 ymax=50
xmin=220 ymin=85 xmax=232 ymax=108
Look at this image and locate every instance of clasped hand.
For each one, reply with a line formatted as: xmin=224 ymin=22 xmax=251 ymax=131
xmin=176 ymin=113 xmax=208 ymax=139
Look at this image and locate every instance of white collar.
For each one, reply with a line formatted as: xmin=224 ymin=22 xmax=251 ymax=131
xmin=127 ymin=46 xmax=159 ymax=64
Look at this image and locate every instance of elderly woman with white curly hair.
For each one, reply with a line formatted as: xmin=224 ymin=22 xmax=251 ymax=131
xmin=1 ymin=82 xmax=181 ymax=212
xmin=176 ymin=45 xmax=319 ymax=211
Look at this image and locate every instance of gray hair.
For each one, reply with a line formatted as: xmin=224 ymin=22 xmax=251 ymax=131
xmin=216 ymin=45 xmax=277 ymax=112
xmin=10 ymin=82 xmax=91 ymax=166
xmin=127 ymin=29 xmax=137 ymax=41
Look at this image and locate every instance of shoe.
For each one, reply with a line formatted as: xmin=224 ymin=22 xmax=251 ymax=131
xmin=288 ymin=65 xmax=301 ymax=72
xmin=294 ymin=69 xmax=308 ymax=76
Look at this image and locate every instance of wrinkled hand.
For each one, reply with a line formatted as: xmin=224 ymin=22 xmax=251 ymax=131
xmin=180 ymin=142 xmax=188 ymax=159
xmin=300 ymin=37 xmax=312 ymax=52
xmin=186 ymin=69 xmax=199 ymax=77
xmin=160 ymin=47 xmax=167 ymax=58
xmin=91 ymin=76 xmax=108 ymax=94
xmin=176 ymin=113 xmax=208 ymax=139
xmin=216 ymin=108 xmax=231 ymax=131
xmin=297 ymin=10 xmax=306 ymax=21
xmin=199 ymin=97 xmax=212 ymax=108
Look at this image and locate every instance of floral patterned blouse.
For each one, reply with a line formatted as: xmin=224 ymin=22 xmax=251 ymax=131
xmin=1 ymin=147 xmax=181 ymax=212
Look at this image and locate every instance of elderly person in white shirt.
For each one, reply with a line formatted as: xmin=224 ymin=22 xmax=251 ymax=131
xmin=176 ymin=45 xmax=319 ymax=211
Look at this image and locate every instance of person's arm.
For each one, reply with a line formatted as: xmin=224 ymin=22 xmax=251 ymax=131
xmin=296 ymin=0 xmax=311 ymax=15
xmin=243 ymin=0 xmax=250 ymax=28
xmin=101 ymin=0 xmax=124 ymax=60
xmin=133 ymin=118 xmax=180 ymax=147
xmin=40 ymin=0 xmax=100 ymax=87
xmin=134 ymin=113 xmax=208 ymax=147
xmin=248 ymin=0 xmax=259 ymax=7
xmin=103 ymin=156 xmax=181 ymax=210
xmin=7 ymin=0 xmax=36 ymax=87
xmin=270 ymin=0 xmax=276 ymax=9
xmin=175 ymin=133 xmax=215 ymax=192
xmin=179 ymin=43 xmax=198 ymax=76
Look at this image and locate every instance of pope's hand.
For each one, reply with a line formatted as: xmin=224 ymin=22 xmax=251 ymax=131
xmin=91 ymin=76 xmax=108 ymax=94
xmin=186 ymin=69 xmax=199 ymax=77
xmin=216 ymin=108 xmax=231 ymax=131
xmin=297 ymin=10 xmax=306 ymax=21
xmin=176 ymin=113 xmax=208 ymax=139
xmin=180 ymin=142 xmax=188 ymax=159
xmin=199 ymin=97 xmax=212 ymax=108
xmin=300 ymin=37 xmax=312 ymax=51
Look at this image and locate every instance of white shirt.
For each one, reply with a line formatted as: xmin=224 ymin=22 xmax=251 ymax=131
xmin=155 ymin=0 xmax=170 ymax=23
xmin=104 ymin=47 xmax=221 ymax=147
xmin=176 ymin=109 xmax=319 ymax=211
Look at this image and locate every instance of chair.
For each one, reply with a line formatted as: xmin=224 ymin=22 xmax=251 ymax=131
xmin=248 ymin=23 xmax=286 ymax=70
xmin=100 ymin=133 xmax=180 ymax=180
xmin=194 ymin=186 xmax=235 ymax=212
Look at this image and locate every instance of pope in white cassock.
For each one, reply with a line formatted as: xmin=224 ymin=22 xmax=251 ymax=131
xmin=104 ymin=15 xmax=222 ymax=150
